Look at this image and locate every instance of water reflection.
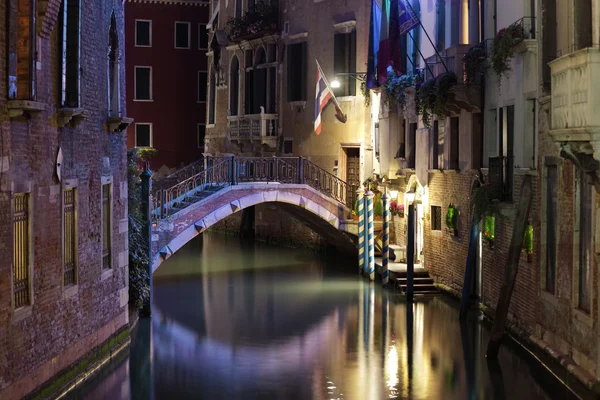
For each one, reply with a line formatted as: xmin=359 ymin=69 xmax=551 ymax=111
xmin=77 ymin=233 xmax=573 ymax=400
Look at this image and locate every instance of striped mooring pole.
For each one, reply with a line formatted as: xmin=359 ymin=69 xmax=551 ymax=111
xmin=382 ymin=192 xmax=390 ymax=286
xmin=366 ymin=191 xmax=375 ymax=281
xmin=357 ymin=188 xmax=366 ymax=274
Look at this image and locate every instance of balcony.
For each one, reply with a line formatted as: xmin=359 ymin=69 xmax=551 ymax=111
xmin=226 ymin=0 xmax=279 ymax=42
xmin=424 ymin=44 xmax=481 ymax=113
xmin=228 ymin=108 xmax=278 ymax=148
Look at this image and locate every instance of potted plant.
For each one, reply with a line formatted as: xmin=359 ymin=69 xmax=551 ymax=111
xmin=415 ymin=72 xmax=457 ymax=128
xmin=463 ymin=42 xmax=487 ymax=87
xmin=390 ymin=201 xmax=404 ymax=218
xmin=491 ymin=23 xmax=525 ymax=86
xmin=383 ymin=70 xmax=423 ymax=109
xmin=445 ymin=204 xmax=458 ymax=236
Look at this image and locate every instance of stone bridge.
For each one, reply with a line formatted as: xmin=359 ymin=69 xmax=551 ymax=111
xmin=149 ymin=157 xmax=359 ymax=273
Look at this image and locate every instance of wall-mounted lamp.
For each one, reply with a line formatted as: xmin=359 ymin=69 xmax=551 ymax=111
xmin=390 ymin=190 xmax=399 ymax=200
xmin=405 ymin=190 xmax=415 ymax=204
xmin=331 ymin=79 xmax=341 ymax=88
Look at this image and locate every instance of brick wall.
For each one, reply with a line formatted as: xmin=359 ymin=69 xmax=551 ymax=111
xmin=0 ymin=1 xmax=129 ymax=398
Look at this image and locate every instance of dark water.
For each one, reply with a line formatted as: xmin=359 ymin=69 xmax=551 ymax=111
xmin=74 ymin=233 xmax=576 ymax=400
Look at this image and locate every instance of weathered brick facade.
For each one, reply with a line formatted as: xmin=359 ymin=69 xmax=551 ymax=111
xmin=0 ymin=0 xmax=129 ymax=398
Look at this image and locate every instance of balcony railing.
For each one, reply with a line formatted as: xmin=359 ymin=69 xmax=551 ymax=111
xmin=510 ymin=16 xmax=536 ymax=40
xmin=424 ymin=44 xmax=474 ymax=83
xmin=228 ymin=108 xmax=278 ymax=140
xmin=226 ymin=0 xmax=279 ymax=42
xmin=489 ymin=156 xmax=513 ymax=202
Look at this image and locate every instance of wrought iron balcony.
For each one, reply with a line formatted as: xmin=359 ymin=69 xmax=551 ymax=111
xmin=228 ymin=107 xmax=278 ymax=147
xmin=226 ymin=0 xmax=279 ymax=42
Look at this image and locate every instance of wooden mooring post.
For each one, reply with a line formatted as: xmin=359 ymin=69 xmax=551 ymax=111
xmin=406 ymin=204 xmax=415 ymax=302
xmin=486 ymin=175 xmax=533 ymax=358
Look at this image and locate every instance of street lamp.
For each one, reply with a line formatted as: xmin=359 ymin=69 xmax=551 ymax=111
xmin=389 ymin=190 xmax=399 ymax=200
xmin=331 ymin=79 xmax=341 ymax=88
xmin=331 ymin=72 xmax=367 ymax=89
xmin=405 ymin=189 xmax=415 ymax=204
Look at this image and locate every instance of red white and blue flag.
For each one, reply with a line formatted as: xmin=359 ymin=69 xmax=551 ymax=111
xmin=314 ymin=60 xmax=346 ymax=135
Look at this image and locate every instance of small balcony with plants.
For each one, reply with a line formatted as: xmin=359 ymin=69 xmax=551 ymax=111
xmin=226 ymin=0 xmax=279 ymax=43
xmin=490 ymin=17 xmax=536 ymax=89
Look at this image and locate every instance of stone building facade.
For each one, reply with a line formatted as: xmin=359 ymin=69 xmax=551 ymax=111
xmin=0 ymin=0 xmax=130 ymax=398
xmin=377 ymin=0 xmax=600 ymax=388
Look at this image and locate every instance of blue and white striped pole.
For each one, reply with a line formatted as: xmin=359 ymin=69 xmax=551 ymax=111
xmin=366 ymin=191 xmax=375 ymax=281
xmin=382 ymin=191 xmax=390 ymax=287
xmin=357 ymin=188 xmax=366 ymax=274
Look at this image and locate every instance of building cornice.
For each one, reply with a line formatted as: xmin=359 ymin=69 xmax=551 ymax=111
xmin=125 ymin=0 xmax=209 ymax=6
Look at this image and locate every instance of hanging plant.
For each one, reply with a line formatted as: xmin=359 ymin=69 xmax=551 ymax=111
xmin=491 ymin=23 xmax=525 ymax=86
xmin=522 ymin=224 xmax=534 ymax=262
xmin=463 ymin=42 xmax=487 ymax=87
xmin=446 ymin=204 xmax=458 ymax=229
xmin=383 ymin=70 xmax=422 ymax=109
xmin=483 ymin=215 xmax=495 ymax=247
xmin=416 ymin=72 xmax=457 ymax=128
xmin=360 ymin=81 xmax=371 ymax=107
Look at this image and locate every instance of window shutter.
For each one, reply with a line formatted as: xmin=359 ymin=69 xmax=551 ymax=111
xmin=287 ymin=45 xmax=293 ymax=102
xmin=300 ymin=42 xmax=307 ymax=101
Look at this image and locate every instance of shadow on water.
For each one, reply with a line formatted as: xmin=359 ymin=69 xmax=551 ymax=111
xmin=74 ymin=233 xmax=581 ymax=400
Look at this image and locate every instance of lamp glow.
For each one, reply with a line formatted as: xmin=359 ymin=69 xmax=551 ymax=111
xmin=390 ymin=190 xmax=399 ymax=200
xmin=405 ymin=192 xmax=415 ymax=203
xmin=331 ymin=79 xmax=341 ymax=88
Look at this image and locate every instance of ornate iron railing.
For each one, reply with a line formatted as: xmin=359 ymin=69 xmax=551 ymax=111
xmin=152 ymin=156 xmax=211 ymax=198
xmin=151 ymin=156 xmax=354 ymax=222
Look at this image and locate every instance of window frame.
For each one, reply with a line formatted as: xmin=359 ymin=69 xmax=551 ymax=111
xmin=134 ymin=66 xmax=153 ymax=101
xmin=135 ymin=19 xmax=152 ymax=47
xmin=431 ymin=205 xmax=442 ymax=231
xmin=198 ymin=23 xmax=208 ymax=50
xmin=62 ymin=182 xmax=79 ymax=292
xmin=12 ymin=190 xmax=33 ymax=313
xmin=286 ymin=41 xmax=307 ymax=102
xmin=333 ymin=29 xmax=357 ymax=98
xmin=135 ymin=123 xmax=153 ymax=148
xmin=174 ymin=21 xmax=191 ymax=49
xmin=59 ymin=0 xmax=82 ymax=108
xmin=101 ymin=178 xmax=113 ymax=276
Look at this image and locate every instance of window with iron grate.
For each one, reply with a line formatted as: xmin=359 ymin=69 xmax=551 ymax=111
xmin=13 ymin=193 xmax=30 ymax=308
xmin=64 ymin=188 xmax=77 ymax=286
xmin=102 ymin=184 xmax=112 ymax=270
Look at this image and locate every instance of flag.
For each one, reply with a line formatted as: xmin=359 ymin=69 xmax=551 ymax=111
xmin=314 ymin=60 xmax=346 ymax=135
xmin=388 ymin=0 xmax=403 ymax=75
xmin=398 ymin=0 xmax=419 ymax=35
xmin=366 ymin=0 xmax=382 ymax=89
xmin=377 ymin=0 xmax=391 ymax=84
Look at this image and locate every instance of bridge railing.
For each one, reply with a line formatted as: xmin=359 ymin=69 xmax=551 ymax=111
xmin=152 ymin=158 xmax=231 ymax=222
xmin=151 ymin=156 xmax=355 ymax=223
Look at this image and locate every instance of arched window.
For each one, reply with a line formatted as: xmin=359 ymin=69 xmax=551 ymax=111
xmin=229 ymin=56 xmax=239 ymax=116
xmin=108 ymin=13 xmax=120 ymax=116
xmin=252 ymin=47 xmax=267 ymax=114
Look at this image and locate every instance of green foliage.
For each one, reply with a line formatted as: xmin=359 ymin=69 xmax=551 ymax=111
xmin=374 ymin=195 xmax=384 ymax=217
xmin=472 ymin=184 xmax=500 ymax=221
xmin=138 ymin=147 xmax=158 ymax=161
xmin=483 ymin=216 xmax=495 ymax=242
xmin=445 ymin=204 xmax=458 ymax=229
xmin=127 ymin=148 xmax=150 ymax=310
xmin=382 ymin=70 xmax=422 ymax=109
xmin=360 ymin=81 xmax=371 ymax=107
xmin=416 ymin=72 xmax=457 ymax=127
xmin=523 ymin=224 xmax=533 ymax=254
xmin=463 ymin=42 xmax=487 ymax=87
xmin=491 ymin=23 xmax=525 ymax=86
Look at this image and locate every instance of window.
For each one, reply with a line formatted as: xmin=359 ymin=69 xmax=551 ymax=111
xmin=229 ymin=57 xmax=240 ymax=115
xmin=576 ymin=169 xmax=592 ymax=312
xmin=283 ymin=138 xmax=293 ymax=154
xmin=13 ymin=193 xmax=30 ymax=308
xmin=287 ymin=42 xmax=307 ymax=102
xmin=544 ymin=160 xmax=558 ymax=294
xmin=209 ymin=71 xmax=216 ymax=124
xmin=134 ymin=66 xmax=152 ymax=100
xmin=395 ymin=119 xmax=406 ymax=159
xmin=333 ymin=30 xmax=357 ymax=97
xmin=407 ymin=122 xmax=417 ymax=169
xmin=175 ymin=22 xmax=191 ymax=49
xmin=7 ymin=0 xmax=37 ymax=100
xmin=374 ymin=122 xmax=380 ymax=159
xmin=449 ymin=117 xmax=459 ymax=170
xmin=108 ymin=14 xmax=120 ymax=116
xmin=135 ymin=20 xmax=151 ymax=47
xmin=197 ymin=124 xmax=206 ymax=150
xmin=60 ymin=0 xmax=82 ymax=108
xmin=197 ymin=71 xmax=207 ymax=102
xmin=198 ymin=24 xmax=208 ymax=50
xmin=135 ymin=123 xmax=152 ymax=147
xmin=436 ymin=0 xmax=446 ymax=51
xmin=102 ymin=184 xmax=112 ymax=270
xmin=63 ymin=188 xmax=77 ymax=286
xmin=472 ymin=113 xmax=483 ymax=169
xmin=431 ymin=120 xmax=439 ymax=169
xmin=574 ymin=0 xmax=592 ymax=51
xmin=431 ymin=206 xmax=442 ymax=231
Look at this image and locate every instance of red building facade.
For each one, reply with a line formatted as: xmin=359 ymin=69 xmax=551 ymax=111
xmin=125 ymin=0 xmax=209 ymax=175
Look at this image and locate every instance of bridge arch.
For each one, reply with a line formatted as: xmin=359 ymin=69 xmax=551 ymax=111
xmin=151 ymin=184 xmax=357 ymax=273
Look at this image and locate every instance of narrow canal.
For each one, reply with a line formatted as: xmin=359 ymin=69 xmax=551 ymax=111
xmin=72 ymin=233 xmax=576 ymax=399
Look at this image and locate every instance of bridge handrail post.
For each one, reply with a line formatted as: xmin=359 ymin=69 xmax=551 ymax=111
xmin=140 ymin=164 xmax=153 ymax=316
xmin=298 ymin=156 xmax=304 ymax=184
xmin=230 ymin=156 xmax=237 ymax=185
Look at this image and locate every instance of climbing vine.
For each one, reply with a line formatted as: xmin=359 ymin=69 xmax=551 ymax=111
xmin=491 ymin=23 xmax=525 ymax=86
xmin=416 ymin=72 xmax=457 ymax=127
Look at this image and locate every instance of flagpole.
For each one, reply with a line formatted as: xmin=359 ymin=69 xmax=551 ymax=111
xmin=403 ymin=0 xmax=448 ymax=72
xmin=315 ymin=59 xmax=344 ymax=110
xmin=408 ymin=30 xmax=434 ymax=78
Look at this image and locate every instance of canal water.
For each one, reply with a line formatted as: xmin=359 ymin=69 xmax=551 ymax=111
xmin=73 ymin=233 xmax=576 ymax=400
